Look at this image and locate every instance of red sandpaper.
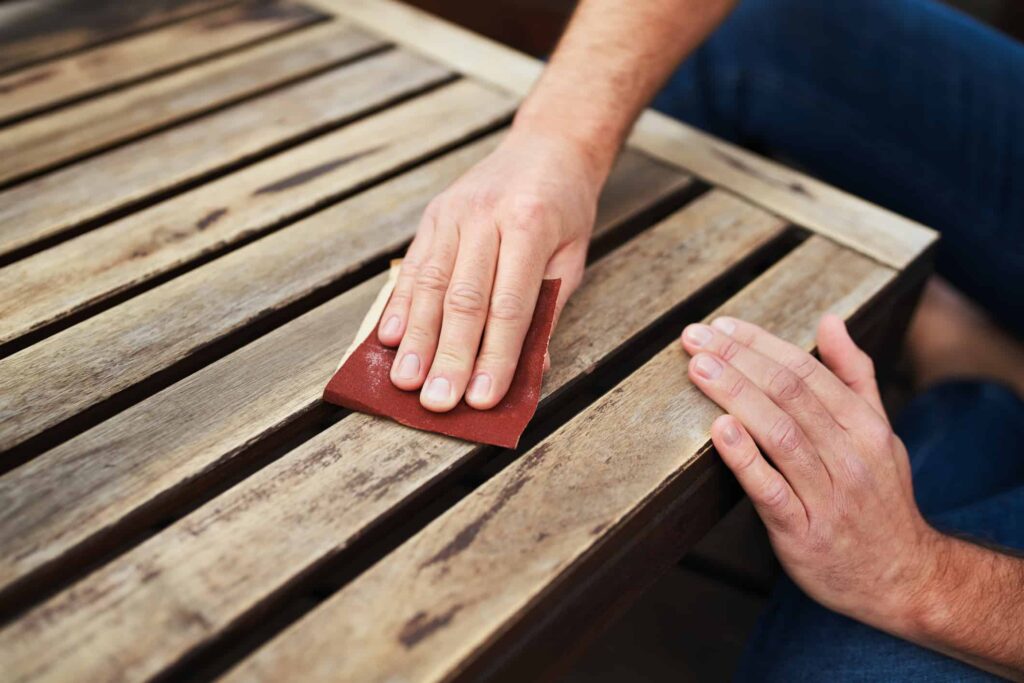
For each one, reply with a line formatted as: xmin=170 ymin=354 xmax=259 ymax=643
xmin=323 ymin=279 xmax=561 ymax=448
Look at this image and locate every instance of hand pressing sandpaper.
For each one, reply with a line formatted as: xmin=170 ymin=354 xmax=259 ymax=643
xmin=323 ymin=262 xmax=560 ymax=448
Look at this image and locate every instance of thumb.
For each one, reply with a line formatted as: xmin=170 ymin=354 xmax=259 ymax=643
xmin=817 ymin=314 xmax=888 ymax=422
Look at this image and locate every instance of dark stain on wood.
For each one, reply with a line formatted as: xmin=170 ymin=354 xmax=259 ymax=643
xmin=711 ymin=148 xmax=813 ymax=199
xmin=420 ymin=444 xmax=550 ymax=570
xmin=0 ymin=69 xmax=54 ymax=95
xmin=357 ymin=458 xmax=429 ymax=502
xmin=195 ymin=208 xmax=228 ymax=231
xmin=398 ymin=604 xmax=463 ymax=649
xmin=253 ymin=146 xmax=386 ymax=196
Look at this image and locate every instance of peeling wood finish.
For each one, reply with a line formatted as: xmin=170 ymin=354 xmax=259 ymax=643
xmin=0 ymin=147 xmax=689 ymax=607
xmin=0 ymin=80 xmax=513 ymax=347
xmin=0 ymin=1 xmax=326 ymax=124
xmin=320 ymin=0 xmax=938 ymax=268
xmin=222 ymin=238 xmax=896 ymax=682
xmin=0 ymin=20 xmax=383 ymax=185
xmin=0 ymin=192 xmax=786 ymax=682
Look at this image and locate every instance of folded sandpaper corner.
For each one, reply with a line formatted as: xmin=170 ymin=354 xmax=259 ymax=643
xmin=323 ymin=262 xmax=560 ymax=448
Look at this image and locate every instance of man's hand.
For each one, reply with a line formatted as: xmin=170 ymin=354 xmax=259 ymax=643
xmin=680 ymin=315 xmax=1024 ymax=677
xmin=377 ymin=130 xmax=604 ymax=412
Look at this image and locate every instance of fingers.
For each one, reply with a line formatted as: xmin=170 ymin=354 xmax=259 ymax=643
xmin=378 ymin=215 xmax=436 ymax=346
xmin=681 ymin=322 xmax=843 ymax=448
xmin=703 ymin=316 xmax=881 ymax=428
xmin=419 ymin=224 xmax=500 ymax=411
xmin=389 ymin=221 xmax=458 ymax=393
xmin=816 ymin=314 xmax=888 ymax=422
xmin=711 ymin=415 xmax=807 ymax=533
xmin=687 ymin=351 xmax=832 ymax=505
xmin=464 ymin=232 xmax=548 ymax=410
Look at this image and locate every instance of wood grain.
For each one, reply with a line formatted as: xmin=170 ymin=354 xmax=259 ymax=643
xmin=0 ymin=87 xmax=515 ymax=454
xmin=0 ymin=79 xmax=508 ymax=346
xmin=0 ymin=48 xmax=446 ymax=259
xmin=320 ymin=0 xmax=939 ymax=268
xmin=222 ymin=236 xmax=896 ymax=682
xmin=0 ymin=148 xmax=691 ymax=606
xmin=0 ymin=1 xmax=325 ymax=124
xmin=0 ymin=192 xmax=788 ymax=683
xmin=0 ymin=0 xmax=235 ymax=74
xmin=0 ymin=20 xmax=383 ymax=185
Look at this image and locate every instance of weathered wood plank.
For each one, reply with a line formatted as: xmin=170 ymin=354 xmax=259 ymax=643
xmin=0 ymin=1 xmax=326 ymax=124
xmin=0 ymin=83 xmax=515 ymax=453
xmin=0 ymin=191 xmax=787 ymax=683
xmin=0 ymin=79 xmax=506 ymax=346
xmin=0 ymin=48 xmax=446 ymax=260
xmin=0 ymin=0 xmax=235 ymax=73
xmin=0 ymin=148 xmax=692 ymax=607
xmin=221 ymin=236 xmax=896 ymax=682
xmin=320 ymin=0 xmax=939 ymax=268
xmin=0 ymin=21 xmax=383 ymax=185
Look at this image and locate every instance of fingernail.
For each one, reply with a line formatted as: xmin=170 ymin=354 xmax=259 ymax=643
xmin=396 ymin=353 xmax=419 ymax=380
xmin=423 ymin=376 xmax=451 ymax=403
xmin=467 ymin=373 xmax=491 ymax=402
xmin=712 ymin=318 xmax=736 ymax=335
xmin=683 ymin=324 xmax=713 ymax=347
xmin=693 ymin=355 xmax=723 ymax=380
xmin=381 ymin=315 xmax=401 ymax=337
xmin=722 ymin=421 xmax=741 ymax=445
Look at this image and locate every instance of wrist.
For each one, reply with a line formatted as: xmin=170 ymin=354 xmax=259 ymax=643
xmin=511 ymin=101 xmax=621 ymax=187
xmin=893 ymin=529 xmax=962 ymax=644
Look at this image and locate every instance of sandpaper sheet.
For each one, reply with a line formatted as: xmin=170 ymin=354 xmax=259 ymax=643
xmin=323 ymin=263 xmax=560 ymax=448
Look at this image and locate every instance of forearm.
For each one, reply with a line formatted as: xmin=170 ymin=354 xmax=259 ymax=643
xmin=512 ymin=0 xmax=737 ymax=182
xmin=899 ymin=534 xmax=1024 ymax=679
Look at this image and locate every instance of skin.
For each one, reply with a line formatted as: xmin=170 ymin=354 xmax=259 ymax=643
xmin=376 ymin=0 xmax=1024 ymax=673
xmin=378 ymin=0 xmax=738 ymax=412
xmin=681 ymin=315 xmax=1024 ymax=679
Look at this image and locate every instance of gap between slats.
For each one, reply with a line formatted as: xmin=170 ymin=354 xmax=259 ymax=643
xmin=0 ymin=196 xmax=803 ymax=683
xmin=0 ymin=0 xmax=240 ymax=76
xmin=0 ymin=20 xmax=387 ymax=189
xmin=0 ymin=70 xmax=462 ymax=355
xmin=0 ymin=1 xmax=330 ymax=128
xmin=0 ymin=150 xmax=703 ymax=621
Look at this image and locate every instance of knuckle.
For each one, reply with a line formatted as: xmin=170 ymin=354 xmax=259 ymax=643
xmin=726 ymin=375 xmax=746 ymax=399
xmin=786 ymin=353 xmax=818 ymax=380
xmin=767 ymin=366 xmax=804 ymax=402
xmin=769 ymin=416 xmax=803 ymax=453
xmin=402 ymin=323 xmax=435 ymax=347
xmin=432 ymin=346 xmax=468 ymax=368
xmin=760 ymin=479 xmax=790 ymax=510
xmin=415 ymin=263 xmax=451 ymax=294
xmin=445 ymin=282 xmax=488 ymax=317
xmin=489 ymin=289 xmax=529 ymax=323
xmin=505 ymin=195 xmax=549 ymax=227
xmin=474 ymin=348 xmax=516 ymax=374
xmin=719 ymin=338 xmax=741 ymax=362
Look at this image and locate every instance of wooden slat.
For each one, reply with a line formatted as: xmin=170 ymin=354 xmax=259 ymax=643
xmin=221 ymin=236 xmax=896 ymax=682
xmin=0 ymin=0 xmax=235 ymax=73
xmin=0 ymin=20 xmax=383 ymax=185
xmin=0 ymin=192 xmax=789 ymax=683
xmin=0 ymin=48 xmax=447 ymax=259
xmin=0 ymin=79 xmax=506 ymax=346
xmin=0 ymin=148 xmax=693 ymax=605
xmin=320 ymin=0 xmax=939 ymax=268
xmin=0 ymin=84 xmax=514 ymax=453
xmin=0 ymin=1 xmax=326 ymax=124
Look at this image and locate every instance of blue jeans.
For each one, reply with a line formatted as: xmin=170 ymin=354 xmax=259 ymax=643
xmin=654 ymin=0 xmax=1024 ymax=339
xmin=653 ymin=0 xmax=1024 ymax=678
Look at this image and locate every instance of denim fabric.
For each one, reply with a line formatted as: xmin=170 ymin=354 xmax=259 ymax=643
xmin=653 ymin=0 xmax=1024 ymax=675
xmin=734 ymin=381 xmax=1024 ymax=681
xmin=653 ymin=0 xmax=1024 ymax=339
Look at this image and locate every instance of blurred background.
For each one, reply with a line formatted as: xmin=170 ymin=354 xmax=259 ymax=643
xmin=406 ymin=0 xmax=1024 ymax=56
xmin=396 ymin=1 xmax=1023 ymax=680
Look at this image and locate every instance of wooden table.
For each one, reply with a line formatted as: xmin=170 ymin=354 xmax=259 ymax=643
xmin=0 ymin=1 xmax=938 ymax=680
